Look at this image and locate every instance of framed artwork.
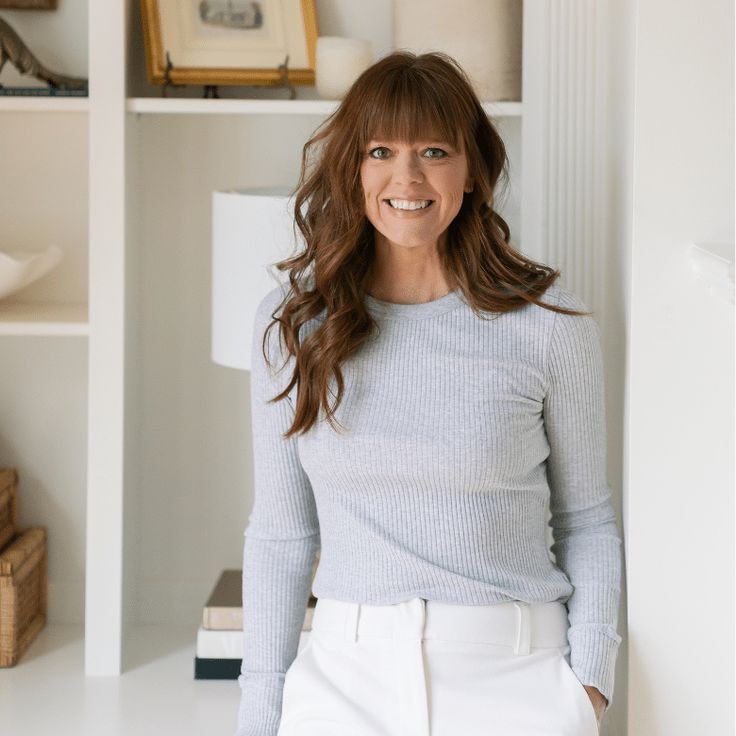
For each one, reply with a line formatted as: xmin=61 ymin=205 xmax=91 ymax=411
xmin=140 ymin=0 xmax=318 ymax=87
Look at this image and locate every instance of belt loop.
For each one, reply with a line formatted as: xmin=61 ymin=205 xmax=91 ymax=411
xmin=391 ymin=597 xmax=426 ymax=642
xmin=513 ymin=601 xmax=531 ymax=655
xmin=343 ymin=602 xmax=360 ymax=643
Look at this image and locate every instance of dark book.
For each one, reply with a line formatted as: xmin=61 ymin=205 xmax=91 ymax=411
xmin=0 ymin=87 xmax=88 ymax=96
xmin=194 ymin=656 xmax=242 ymax=680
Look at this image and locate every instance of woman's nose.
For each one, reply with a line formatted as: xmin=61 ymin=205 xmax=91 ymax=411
xmin=393 ymin=152 xmax=424 ymax=185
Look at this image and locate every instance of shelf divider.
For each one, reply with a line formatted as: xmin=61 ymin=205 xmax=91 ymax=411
xmin=0 ymin=97 xmax=89 ymax=113
xmin=126 ymin=97 xmax=522 ymax=118
xmin=0 ymin=302 xmax=88 ymax=336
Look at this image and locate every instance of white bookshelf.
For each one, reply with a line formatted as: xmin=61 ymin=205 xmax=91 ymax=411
xmin=0 ymin=0 xmax=643 ymax=729
xmin=0 ymin=97 xmax=89 ymax=113
xmin=0 ymin=8 xmax=92 ymax=709
xmin=0 ymin=0 xmax=525 ymax=693
xmin=126 ymin=96 xmax=523 ymax=117
xmin=0 ymin=0 xmax=571 ymax=721
xmin=0 ymin=302 xmax=88 ymax=336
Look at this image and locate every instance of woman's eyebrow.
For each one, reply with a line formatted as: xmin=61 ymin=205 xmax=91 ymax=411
xmin=366 ymin=139 xmax=455 ymax=147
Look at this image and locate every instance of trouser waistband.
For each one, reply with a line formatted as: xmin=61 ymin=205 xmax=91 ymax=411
xmin=310 ymin=597 xmax=570 ymax=655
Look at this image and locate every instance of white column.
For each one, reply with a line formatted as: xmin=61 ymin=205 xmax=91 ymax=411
xmin=521 ymin=0 xmax=608 ymax=312
xmin=86 ymin=0 xmax=128 ymax=675
xmin=522 ymin=6 xmax=629 ymax=735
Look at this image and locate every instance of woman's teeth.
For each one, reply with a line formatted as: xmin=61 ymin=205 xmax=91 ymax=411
xmin=388 ymin=199 xmax=433 ymax=210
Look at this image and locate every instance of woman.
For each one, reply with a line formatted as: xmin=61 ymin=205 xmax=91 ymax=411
xmin=235 ymin=51 xmax=623 ymax=736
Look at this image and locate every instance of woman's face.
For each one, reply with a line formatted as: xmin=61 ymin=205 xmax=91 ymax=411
xmin=359 ymin=137 xmax=473 ymax=252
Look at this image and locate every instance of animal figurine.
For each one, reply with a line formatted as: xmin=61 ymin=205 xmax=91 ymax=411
xmin=0 ymin=16 xmax=87 ymax=91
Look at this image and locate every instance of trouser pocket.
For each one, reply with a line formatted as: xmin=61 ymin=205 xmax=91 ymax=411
xmin=556 ymin=646 xmax=600 ymax=735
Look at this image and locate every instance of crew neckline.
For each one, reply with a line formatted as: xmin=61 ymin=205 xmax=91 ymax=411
xmin=363 ymin=288 xmax=466 ymax=320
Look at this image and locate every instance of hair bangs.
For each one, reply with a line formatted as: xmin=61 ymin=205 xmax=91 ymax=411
xmin=357 ymin=69 xmax=465 ymax=153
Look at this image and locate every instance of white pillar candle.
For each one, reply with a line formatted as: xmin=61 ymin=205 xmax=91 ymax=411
xmin=315 ymin=36 xmax=373 ymax=100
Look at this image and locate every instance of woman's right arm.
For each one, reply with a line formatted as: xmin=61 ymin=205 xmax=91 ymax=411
xmin=235 ymin=285 xmax=321 ymax=736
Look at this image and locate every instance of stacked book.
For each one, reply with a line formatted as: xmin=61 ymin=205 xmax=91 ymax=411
xmin=194 ymin=551 xmax=320 ymax=679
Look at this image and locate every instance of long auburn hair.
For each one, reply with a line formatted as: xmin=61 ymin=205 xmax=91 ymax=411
xmin=261 ymin=50 xmax=590 ymax=438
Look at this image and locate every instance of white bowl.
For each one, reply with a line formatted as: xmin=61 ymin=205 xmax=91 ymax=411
xmin=0 ymin=245 xmax=64 ymax=300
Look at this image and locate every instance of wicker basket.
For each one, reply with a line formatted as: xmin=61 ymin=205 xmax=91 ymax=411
xmin=0 ymin=468 xmax=18 ymax=553
xmin=0 ymin=526 xmax=47 ymax=667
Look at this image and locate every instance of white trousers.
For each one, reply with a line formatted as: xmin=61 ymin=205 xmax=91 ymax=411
xmin=276 ymin=596 xmax=600 ymax=736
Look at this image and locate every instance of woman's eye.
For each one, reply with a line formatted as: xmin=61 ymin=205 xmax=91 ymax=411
xmin=367 ymin=146 xmax=448 ymax=160
xmin=368 ymin=147 xmax=390 ymax=159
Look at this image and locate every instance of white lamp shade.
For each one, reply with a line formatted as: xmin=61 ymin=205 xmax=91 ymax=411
xmin=211 ymin=186 xmax=302 ymax=371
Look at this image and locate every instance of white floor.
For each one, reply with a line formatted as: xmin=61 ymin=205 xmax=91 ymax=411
xmin=0 ymin=623 xmax=241 ymax=736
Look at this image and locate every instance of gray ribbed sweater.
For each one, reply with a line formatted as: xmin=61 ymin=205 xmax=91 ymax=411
xmin=235 ymin=282 xmax=623 ymax=736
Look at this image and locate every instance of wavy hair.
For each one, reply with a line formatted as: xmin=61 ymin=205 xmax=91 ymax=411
xmin=261 ymin=50 xmax=590 ymax=438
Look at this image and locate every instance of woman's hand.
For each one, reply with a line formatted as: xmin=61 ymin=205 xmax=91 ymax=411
xmin=583 ymin=685 xmax=607 ymax=725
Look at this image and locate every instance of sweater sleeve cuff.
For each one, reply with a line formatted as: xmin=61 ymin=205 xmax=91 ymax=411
xmin=567 ymin=624 xmax=622 ymax=712
xmin=234 ymin=672 xmax=285 ymax=736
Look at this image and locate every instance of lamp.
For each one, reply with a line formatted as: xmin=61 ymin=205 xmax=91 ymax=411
xmin=211 ymin=186 xmax=302 ymax=371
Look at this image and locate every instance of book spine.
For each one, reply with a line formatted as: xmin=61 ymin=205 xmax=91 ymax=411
xmin=0 ymin=88 xmax=88 ymax=97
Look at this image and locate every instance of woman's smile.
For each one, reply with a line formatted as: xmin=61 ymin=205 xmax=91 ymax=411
xmin=384 ymin=198 xmax=435 ymax=213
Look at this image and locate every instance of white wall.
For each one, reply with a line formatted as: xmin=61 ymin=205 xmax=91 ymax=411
xmin=626 ymin=1 xmax=734 ymax=734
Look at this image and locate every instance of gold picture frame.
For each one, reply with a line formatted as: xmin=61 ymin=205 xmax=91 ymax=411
xmin=140 ymin=0 xmax=318 ymax=87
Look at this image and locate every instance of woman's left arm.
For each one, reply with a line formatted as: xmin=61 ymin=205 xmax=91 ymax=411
xmin=543 ymin=289 xmax=624 ymax=714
